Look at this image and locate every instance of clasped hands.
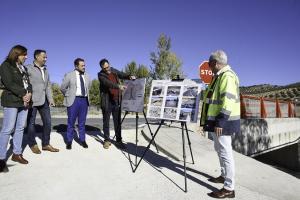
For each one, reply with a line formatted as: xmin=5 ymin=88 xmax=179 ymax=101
xmin=22 ymin=92 xmax=31 ymax=107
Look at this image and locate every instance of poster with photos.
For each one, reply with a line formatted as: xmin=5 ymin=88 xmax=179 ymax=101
xmin=121 ymin=78 xmax=146 ymax=113
xmin=146 ymin=79 xmax=201 ymax=122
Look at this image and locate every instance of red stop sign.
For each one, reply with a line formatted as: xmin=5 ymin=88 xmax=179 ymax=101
xmin=199 ymin=61 xmax=214 ymax=84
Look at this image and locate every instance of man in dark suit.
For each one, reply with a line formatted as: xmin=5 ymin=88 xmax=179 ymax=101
xmin=26 ymin=49 xmax=59 ymax=154
xmin=98 ymin=58 xmax=135 ymax=149
xmin=61 ymin=58 xmax=91 ymax=150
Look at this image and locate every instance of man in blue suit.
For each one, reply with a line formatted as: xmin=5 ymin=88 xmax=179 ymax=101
xmin=61 ymin=58 xmax=91 ymax=150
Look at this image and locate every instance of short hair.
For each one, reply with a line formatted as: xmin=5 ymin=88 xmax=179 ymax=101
xmin=209 ymin=50 xmax=228 ymax=65
xmin=74 ymin=58 xmax=84 ymax=67
xmin=34 ymin=49 xmax=46 ymax=60
xmin=6 ymin=45 xmax=27 ymax=64
xmin=99 ymin=58 xmax=109 ymax=68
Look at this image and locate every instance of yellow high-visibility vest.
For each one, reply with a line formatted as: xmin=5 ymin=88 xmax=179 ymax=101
xmin=200 ymin=65 xmax=240 ymax=131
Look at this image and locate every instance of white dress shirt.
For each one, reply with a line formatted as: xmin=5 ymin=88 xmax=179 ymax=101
xmin=16 ymin=63 xmax=29 ymax=89
xmin=75 ymin=70 xmax=87 ymax=96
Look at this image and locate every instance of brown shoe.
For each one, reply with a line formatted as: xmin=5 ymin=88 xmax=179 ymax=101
xmin=103 ymin=140 xmax=111 ymax=149
xmin=208 ymin=175 xmax=225 ymax=183
xmin=30 ymin=145 xmax=41 ymax=154
xmin=11 ymin=154 xmax=29 ymax=164
xmin=42 ymin=145 xmax=59 ymax=152
xmin=208 ymin=188 xmax=235 ymax=198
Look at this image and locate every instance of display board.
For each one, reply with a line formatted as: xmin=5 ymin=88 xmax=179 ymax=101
xmin=121 ymin=78 xmax=146 ymax=112
xmin=146 ymin=79 xmax=201 ymax=122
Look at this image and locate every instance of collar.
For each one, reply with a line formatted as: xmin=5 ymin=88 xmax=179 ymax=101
xmin=216 ymin=65 xmax=231 ymax=75
xmin=34 ymin=62 xmax=46 ymax=70
xmin=16 ymin=62 xmax=24 ymax=69
xmin=101 ymin=69 xmax=115 ymax=76
xmin=75 ymin=70 xmax=84 ymax=75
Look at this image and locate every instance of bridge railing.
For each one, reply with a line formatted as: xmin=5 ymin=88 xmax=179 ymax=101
xmin=240 ymin=94 xmax=296 ymax=118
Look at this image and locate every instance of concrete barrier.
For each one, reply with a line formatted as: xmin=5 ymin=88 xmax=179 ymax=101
xmin=232 ymin=118 xmax=300 ymax=156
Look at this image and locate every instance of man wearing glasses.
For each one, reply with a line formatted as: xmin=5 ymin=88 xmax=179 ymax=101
xmin=98 ymin=58 xmax=135 ymax=150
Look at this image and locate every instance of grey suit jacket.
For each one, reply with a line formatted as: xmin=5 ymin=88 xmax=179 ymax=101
xmin=60 ymin=70 xmax=91 ymax=107
xmin=27 ymin=63 xmax=54 ymax=106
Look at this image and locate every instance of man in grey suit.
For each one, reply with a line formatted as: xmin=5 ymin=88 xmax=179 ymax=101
xmin=61 ymin=58 xmax=91 ymax=150
xmin=26 ymin=49 xmax=59 ymax=154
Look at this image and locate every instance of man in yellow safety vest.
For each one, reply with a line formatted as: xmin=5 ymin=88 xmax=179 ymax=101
xmin=200 ymin=50 xmax=240 ymax=199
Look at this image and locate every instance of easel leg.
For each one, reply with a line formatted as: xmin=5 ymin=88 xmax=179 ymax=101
xmin=143 ymin=111 xmax=159 ymax=153
xmin=135 ymin=112 xmax=138 ymax=166
xmin=184 ymin=123 xmax=195 ymax=164
xmin=121 ymin=111 xmax=129 ymax=125
xmin=181 ymin=122 xmax=187 ymax=192
xmin=134 ymin=120 xmax=164 ymax=172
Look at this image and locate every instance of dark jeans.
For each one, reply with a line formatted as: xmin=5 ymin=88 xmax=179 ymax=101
xmin=102 ymin=100 xmax=122 ymax=142
xmin=67 ymin=97 xmax=88 ymax=143
xmin=27 ymin=101 xmax=51 ymax=147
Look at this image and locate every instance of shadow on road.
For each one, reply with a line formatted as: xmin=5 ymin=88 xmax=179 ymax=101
xmin=120 ymin=142 xmax=218 ymax=192
xmin=52 ymin=124 xmax=105 ymax=145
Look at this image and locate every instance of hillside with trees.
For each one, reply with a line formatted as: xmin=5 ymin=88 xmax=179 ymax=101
xmin=240 ymin=82 xmax=300 ymax=101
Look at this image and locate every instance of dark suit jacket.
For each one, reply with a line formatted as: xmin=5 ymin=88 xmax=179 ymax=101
xmin=98 ymin=67 xmax=130 ymax=111
xmin=0 ymin=60 xmax=32 ymax=107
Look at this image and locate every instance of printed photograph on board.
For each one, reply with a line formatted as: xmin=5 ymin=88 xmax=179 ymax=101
xmin=183 ymin=86 xmax=198 ymax=97
xmin=150 ymin=97 xmax=164 ymax=107
xmin=179 ymin=108 xmax=195 ymax=121
xmin=148 ymin=106 xmax=162 ymax=118
xmin=123 ymin=80 xmax=144 ymax=101
xmin=164 ymin=96 xmax=179 ymax=108
xmin=163 ymin=108 xmax=177 ymax=119
xmin=166 ymin=86 xmax=181 ymax=96
xmin=121 ymin=78 xmax=146 ymax=112
xmin=181 ymin=98 xmax=196 ymax=109
xmin=152 ymin=86 xmax=165 ymax=97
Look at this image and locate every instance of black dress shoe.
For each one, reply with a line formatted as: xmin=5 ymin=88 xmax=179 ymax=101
xmin=0 ymin=159 xmax=9 ymax=173
xmin=208 ymin=188 xmax=235 ymax=198
xmin=208 ymin=175 xmax=225 ymax=183
xmin=66 ymin=143 xmax=72 ymax=150
xmin=81 ymin=141 xmax=88 ymax=148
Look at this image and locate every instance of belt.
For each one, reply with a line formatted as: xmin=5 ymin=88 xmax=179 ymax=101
xmin=76 ymin=96 xmax=87 ymax=98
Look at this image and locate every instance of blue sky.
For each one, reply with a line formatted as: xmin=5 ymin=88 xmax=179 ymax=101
xmin=1 ymin=0 xmax=299 ymax=86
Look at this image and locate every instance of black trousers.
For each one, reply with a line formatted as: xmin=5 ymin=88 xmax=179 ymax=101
xmin=27 ymin=100 xmax=51 ymax=147
xmin=102 ymin=100 xmax=122 ymax=142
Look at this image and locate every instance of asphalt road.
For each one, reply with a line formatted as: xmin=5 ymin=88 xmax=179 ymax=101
xmin=0 ymin=117 xmax=147 ymax=132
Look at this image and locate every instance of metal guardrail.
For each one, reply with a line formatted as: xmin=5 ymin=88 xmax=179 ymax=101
xmin=241 ymin=95 xmax=296 ymax=118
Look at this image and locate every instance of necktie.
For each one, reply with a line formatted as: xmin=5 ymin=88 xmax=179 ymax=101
xmin=79 ymin=74 xmax=86 ymax=96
